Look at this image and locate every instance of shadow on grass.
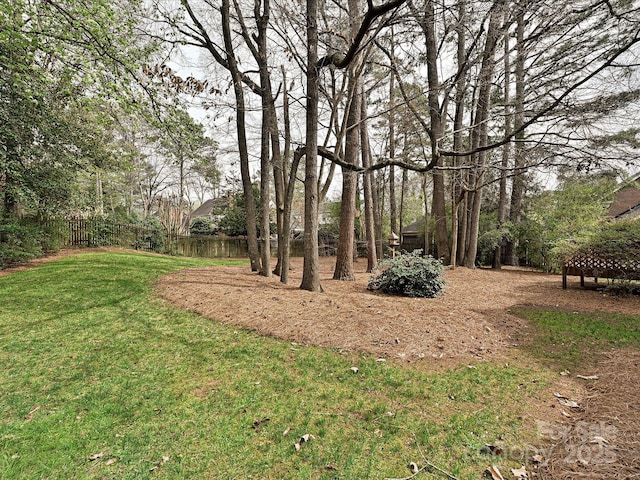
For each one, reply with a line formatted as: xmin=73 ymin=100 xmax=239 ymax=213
xmin=511 ymin=305 xmax=640 ymax=370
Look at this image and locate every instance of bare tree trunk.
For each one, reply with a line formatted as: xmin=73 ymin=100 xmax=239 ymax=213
xmin=360 ymin=87 xmax=378 ymax=272
xmin=300 ymin=0 xmax=323 ymax=292
xmin=221 ymin=0 xmax=260 ymax=271
xmin=458 ymin=190 xmax=468 ymax=265
xmin=96 ymin=170 xmax=104 ymax=217
xmin=237 ymin=0 xmax=285 ymax=277
xmin=399 ymin=167 xmax=407 ymax=242
xmin=333 ymin=0 xmax=362 ymax=281
xmin=422 ymin=173 xmax=430 ymax=255
xmin=493 ymin=9 xmax=512 ymax=269
xmin=259 ymin=104 xmax=272 ymax=276
xmin=505 ymin=9 xmax=526 ymax=266
xmin=424 ymin=0 xmax=450 ymax=264
xmin=279 ymin=65 xmax=294 ymax=284
xmin=333 ymin=74 xmax=361 ymax=280
xmin=373 ymin=171 xmax=384 ymax=260
xmin=451 ymin=0 xmax=467 ymax=270
xmin=463 ymin=0 xmax=503 ymax=268
xmin=388 ymin=38 xmax=398 ymax=236
xmin=450 ymin=190 xmax=459 ymax=268
xmin=247 ymin=0 xmax=277 ymax=277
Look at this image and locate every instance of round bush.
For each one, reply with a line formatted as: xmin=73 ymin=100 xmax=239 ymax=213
xmin=367 ymin=250 xmax=445 ymax=298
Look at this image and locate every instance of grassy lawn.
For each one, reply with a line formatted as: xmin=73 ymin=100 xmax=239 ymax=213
xmin=1 ymin=252 xmax=554 ymax=479
xmin=512 ymin=306 xmax=640 ymax=370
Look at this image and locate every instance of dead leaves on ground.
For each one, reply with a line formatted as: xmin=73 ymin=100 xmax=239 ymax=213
xmin=480 ymin=443 xmax=540 ymax=480
xmin=554 ymin=392 xmax=582 ymax=409
xmin=252 ymin=416 xmax=315 ymax=454
xmin=87 ymin=452 xmax=118 ymax=467
xmin=24 ymin=405 xmax=40 ymax=422
xmin=294 ymin=433 xmax=314 ymax=452
xmin=483 ymin=464 xmax=530 ymax=480
xmin=252 ymin=416 xmax=270 ymax=432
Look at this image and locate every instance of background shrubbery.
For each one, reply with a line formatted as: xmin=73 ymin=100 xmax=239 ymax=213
xmin=0 ymin=217 xmax=64 ymax=269
xmin=0 ymin=214 xmax=167 ymax=270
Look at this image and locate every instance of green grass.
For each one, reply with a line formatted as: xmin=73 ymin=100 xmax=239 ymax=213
xmin=512 ymin=306 xmax=640 ymax=370
xmin=0 ymin=252 xmax=553 ymax=479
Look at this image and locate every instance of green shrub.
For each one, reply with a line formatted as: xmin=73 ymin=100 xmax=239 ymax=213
xmin=39 ymin=220 xmax=66 ymax=252
xmin=368 ymin=250 xmax=445 ymax=298
xmin=190 ymin=217 xmax=217 ymax=236
xmin=585 ymin=220 xmax=640 ymax=260
xmin=0 ymin=219 xmax=45 ymax=269
xmin=140 ymin=216 xmax=166 ymax=253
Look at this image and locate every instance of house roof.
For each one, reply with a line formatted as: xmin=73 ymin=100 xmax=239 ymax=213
xmin=190 ymin=198 xmax=229 ymax=218
xmin=190 ymin=199 xmax=216 ymax=218
xmin=608 ymin=186 xmax=640 ymax=218
xmin=401 ymin=219 xmax=424 ymax=235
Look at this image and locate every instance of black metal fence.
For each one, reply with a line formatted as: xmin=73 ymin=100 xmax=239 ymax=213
xmin=48 ymin=219 xmax=159 ymax=251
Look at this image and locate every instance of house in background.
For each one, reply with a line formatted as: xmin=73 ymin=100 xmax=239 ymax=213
xmin=607 ymin=171 xmax=640 ymax=220
xmin=400 ymin=219 xmax=426 ymax=253
xmin=187 ymin=196 xmax=233 ymax=234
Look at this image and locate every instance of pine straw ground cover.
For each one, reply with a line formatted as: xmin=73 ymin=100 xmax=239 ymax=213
xmin=538 ymin=350 xmax=640 ymax=480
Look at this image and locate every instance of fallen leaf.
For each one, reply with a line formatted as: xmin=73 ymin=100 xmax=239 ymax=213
xmin=88 ymin=453 xmax=104 ymax=461
xmin=105 ymin=458 xmax=118 ymax=466
xmin=532 ymin=454 xmax=544 ymax=464
xmin=409 ymin=462 xmax=419 ymax=474
xmin=295 ymin=433 xmax=313 ymax=451
xmin=282 ymin=427 xmax=290 ymax=436
xmin=590 ymin=436 xmax=609 ymax=446
xmin=560 ymin=370 xmax=570 ymax=376
xmin=252 ymin=417 xmax=270 ymax=431
xmin=577 ymin=374 xmax=599 ymax=380
xmin=350 ymin=367 xmax=359 ymax=373
xmin=554 ymin=393 xmax=581 ymax=409
xmin=511 ymin=465 xmax=529 ymax=479
xmin=480 ymin=444 xmax=503 ymax=456
xmin=24 ymin=406 xmax=40 ymax=422
xmin=484 ymin=465 xmax=505 ymax=480
xmin=557 ymin=398 xmax=580 ymax=408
